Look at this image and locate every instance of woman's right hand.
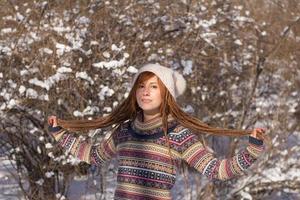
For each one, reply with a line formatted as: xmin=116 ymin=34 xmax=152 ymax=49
xmin=48 ymin=116 xmax=58 ymax=127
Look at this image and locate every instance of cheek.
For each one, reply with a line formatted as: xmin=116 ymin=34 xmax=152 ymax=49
xmin=135 ymin=91 xmax=143 ymax=105
xmin=135 ymin=89 xmax=141 ymax=98
xmin=154 ymin=91 xmax=162 ymax=103
xmin=135 ymin=92 xmax=140 ymax=102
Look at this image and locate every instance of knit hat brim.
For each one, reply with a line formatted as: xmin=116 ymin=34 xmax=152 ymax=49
xmin=132 ymin=63 xmax=186 ymax=99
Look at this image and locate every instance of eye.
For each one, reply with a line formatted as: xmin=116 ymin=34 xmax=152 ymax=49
xmin=151 ymin=85 xmax=158 ymax=89
xmin=138 ymin=84 xmax=144 ymax=88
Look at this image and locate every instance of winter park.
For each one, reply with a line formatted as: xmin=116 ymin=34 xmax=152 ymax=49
xmin=0 ymin=0 xmax=300 ymax=200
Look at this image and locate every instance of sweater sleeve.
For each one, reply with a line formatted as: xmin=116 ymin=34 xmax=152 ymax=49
xmin=48 ymin=126 xmax=118 ymax=165
xmin=174 ymin=128 xmax=264 ymax=181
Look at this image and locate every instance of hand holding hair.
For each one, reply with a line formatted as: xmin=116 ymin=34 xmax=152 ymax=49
xmin=48 ymin=115 xmax=58 ymax=127
xmin=250 ymin=128 xmax=266 ymax=140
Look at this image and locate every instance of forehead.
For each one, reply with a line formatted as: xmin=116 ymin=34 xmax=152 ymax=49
xmin=139 ymin=75 xmax=158 ymax=84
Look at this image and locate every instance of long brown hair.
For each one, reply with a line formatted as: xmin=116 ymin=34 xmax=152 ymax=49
xmin=58 ymin=72 xmax=252 ymax=137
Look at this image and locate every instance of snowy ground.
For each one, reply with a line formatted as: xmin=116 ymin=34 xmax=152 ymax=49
xmin=0 ymin=157 xmax=23 ymax=200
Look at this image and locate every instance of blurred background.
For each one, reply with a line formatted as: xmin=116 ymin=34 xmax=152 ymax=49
xmin=0 ymin=0 xmax=299 ymax=199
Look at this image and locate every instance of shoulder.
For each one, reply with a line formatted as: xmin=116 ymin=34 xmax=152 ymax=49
xmin=169 ymin=123 xmax=193 ymax=136
xmin=168 ymin=124 xmax=199 ymax=144
xmin=103 ymin=120 xmax=132 ymax=144
xmin=113 ymin=120 xmax=131 ymax=137
xmin=119 ymin=120 xmax=131 ymax=131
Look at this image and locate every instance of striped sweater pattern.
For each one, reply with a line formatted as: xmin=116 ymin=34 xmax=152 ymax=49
xmin=49 ymin=115 xmax=264 ymax=200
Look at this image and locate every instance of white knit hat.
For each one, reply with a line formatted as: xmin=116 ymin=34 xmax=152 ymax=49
xmin=132 ymin=63 xmax=186 ymax=99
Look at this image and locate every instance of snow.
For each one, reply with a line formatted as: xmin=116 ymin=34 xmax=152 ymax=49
xmin=123 ymin=52 xmax=129 ymax=58
xmin=7 ymin=99 xmax=17 ymax=109
xmin=200 ymin=6 xmax=207 ymax=11
xmin=1 ymin=28 xmax=17 ymax=35
xmin=37 ymin=146 xmax=41 ymax=154
xmin=182 ymin=105 xmax=194 ymax=114
xmin=113 ymin=101 xmax=119 ymax=108
xmin=19 ymin=86 xmax=26 ymax=94
xmin=0 ymin=89 xmax=11 ymax=100
xmin=41 ymin=48 xmax=53 ymax=54
xmin=93 ymin=58 xmax=126 ymax=69
xmin=16 ymin=12 xmax=24 ymax=21
xmin=103 ymin=106 xmax=112 ymax=113
xmin=29 ymin=78 xmax=49 ymax=90
xmin=76 ymin=72 xmax=94 ymax=85
xmin=90 ymin=41 xmax=99 ymax=46
xmin=57 ymin=67 xmax=72 ymax=73
xmin=7 ymin=80 xmax=17 ymax=89
xmin=233 ymin=16 xmax=254 ymax=23
xmin=0 ymin=158 xmax=22 ymax=199
xmin=143 ymin=41 xmax=152 ymax=48
xmin=26 ymin=67 xmax=73 ymax=92
xmin=234 ymin=39 xmax=243 ymax=45
xmin=77 ymin=16 xmax=90 ymax=24
xmin=47 ymin=152 xmax=55 ymax=158
xmin=82 ymin=106 xmax=100 ymax=116
xmin=198 ymin=18 xmax=217 ymax=29
xmin=103 ymin=51 xmax=111 ymax=58
xmin=147 ymin=53 xmax=159 ymax=61
xmin=127 ymin=66 xmax=138 ymax=73
xmin=166 ymin=48 xmax=174 ymax=56
xmin=35 ymin=179 xmax=44 ymax=186
xmin=98 ymin=86 xmax=115 ymax=100
xmin=25 ymin=88 xmax=38 ymax=99
xmin=111 ymin=44 xmax=125 ymax=52
xmin=56 ymin=43 xmax=72 ymax=56
xmin=240 ymin=190 xmax=252 ymax=200
xmin=73 ymin=106 xmax=99 ymax=117
xmin=45 ymin=171 xmax=55 ymax=178
xmin=73 ymin=110 xmax=83 ymax=117
xmin=45 ymin=143 xmax=53 ymax=149
xmin=181 ymin=60 xmax=193 ymax=75
xmin=200 ymin=32 xmax=217 ymax=46
xmin=124 ymin=92 xmax=129 ymax=98
xmin=0 ymin=104 xmax=6 ymax=111
xmin=0 ymin=45 xmax=12 ymax=56
xmin=56 ymin=193 xmax=66 ymax=200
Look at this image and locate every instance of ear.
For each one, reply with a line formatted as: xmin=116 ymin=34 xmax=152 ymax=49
xmin=173 ymin=71 xmax=186 ymax=97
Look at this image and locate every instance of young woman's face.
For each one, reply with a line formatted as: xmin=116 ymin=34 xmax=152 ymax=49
xmin=136 ymin=75 xmax=162 ymax=115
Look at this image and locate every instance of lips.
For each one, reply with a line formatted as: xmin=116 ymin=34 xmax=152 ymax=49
xmin=141 ymin=99 xmax=152 ymax=103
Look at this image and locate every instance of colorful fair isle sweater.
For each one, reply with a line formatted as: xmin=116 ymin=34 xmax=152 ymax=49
xmin=49 ymin=115 xmax=264 ymax=200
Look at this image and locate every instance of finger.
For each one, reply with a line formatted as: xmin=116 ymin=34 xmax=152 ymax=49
xmin=258 ymin=129 xmax=266 ymax=133
xmin=49 ymin=117 xmax=55 ymax=126
xmin=256 ymin=128 xmax=266 ymax=133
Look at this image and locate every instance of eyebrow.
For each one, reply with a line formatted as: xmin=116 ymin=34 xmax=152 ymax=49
xmin=139 ymin=82 xmax=158 ymax=84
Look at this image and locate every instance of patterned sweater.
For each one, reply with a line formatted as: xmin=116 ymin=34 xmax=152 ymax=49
xmin=49 ymin=115 xmax=264 ymax=200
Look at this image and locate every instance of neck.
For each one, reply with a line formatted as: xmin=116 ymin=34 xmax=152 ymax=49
xmin=143 ymin=111 xmax=161 ymax=122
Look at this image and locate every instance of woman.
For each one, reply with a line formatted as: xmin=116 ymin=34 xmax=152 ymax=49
xmin=48 ymin=63 xmax=265 ymax=200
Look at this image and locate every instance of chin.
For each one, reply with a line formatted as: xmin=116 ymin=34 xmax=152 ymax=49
xmin=138 ymin=103 xmax=160 ymax=113
xmin=142 ymin=107 xmax=160 ymax=114
xmin=141 ymin=107 xmax=154 ymax=111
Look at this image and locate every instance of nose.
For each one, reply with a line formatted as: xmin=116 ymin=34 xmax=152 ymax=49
xmin=142 ymin=87 xmax=150 ymax=95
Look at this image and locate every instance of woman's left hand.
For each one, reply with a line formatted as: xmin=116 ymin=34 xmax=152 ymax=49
xmin=250 ymin=128 xmax=266 ymax=140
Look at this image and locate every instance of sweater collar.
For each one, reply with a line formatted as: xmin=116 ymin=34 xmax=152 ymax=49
xmin=131 ymin=112 xmax=176 ymax=136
